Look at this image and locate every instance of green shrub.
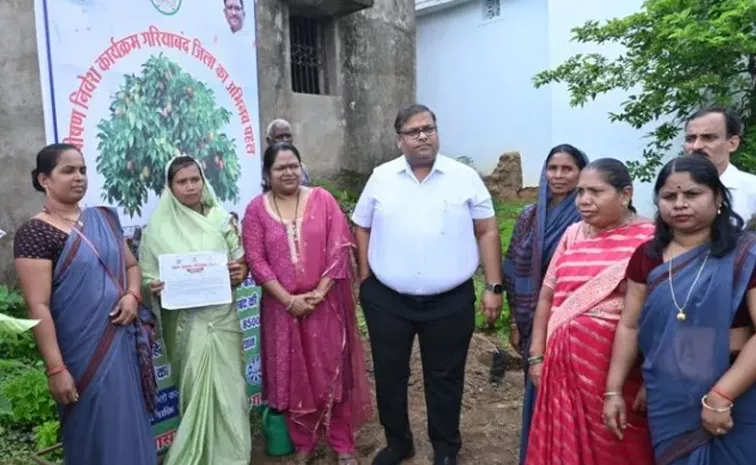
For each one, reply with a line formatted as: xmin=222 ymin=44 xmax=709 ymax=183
xmin=473 ymin=200 xmax=528 ymax=339
xmin=0 ymin=368 xmax=56 ymax=428
xmin=0 ymin=288 xmax=39 ymax=366
xmin=310 ymin=178 xmax=360 ymax=220
xmin=35 ymin=420 xmax=61 ymax=454
xmin=1 ymin=332 xmax=39 ymax=367
xmin=0 ymin=286 xmax=26 ymax=319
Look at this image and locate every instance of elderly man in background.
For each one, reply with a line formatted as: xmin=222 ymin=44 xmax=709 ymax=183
xmin=265 ymin=118 xmax=310 ymax=185
xmin=352 ymin=104 xmax=503 ymax=465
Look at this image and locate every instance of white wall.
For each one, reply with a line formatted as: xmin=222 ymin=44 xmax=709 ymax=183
xmin=417 ymin=0 xmax=664 ymax=216
xmin=417 ymin=0 xmax=551 ymax=178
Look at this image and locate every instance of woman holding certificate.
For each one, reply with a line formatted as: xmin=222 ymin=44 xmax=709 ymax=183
xmin=242 ymin=142 xmax=372 ymax=465
xmin=14 ymin=143 xmax=157 ymax=465
xmin=139 ymin=156 xmax=251 ymax=465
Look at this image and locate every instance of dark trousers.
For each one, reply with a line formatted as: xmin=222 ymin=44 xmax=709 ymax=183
xmin=360 ymin=276 xmax=475 ymax=457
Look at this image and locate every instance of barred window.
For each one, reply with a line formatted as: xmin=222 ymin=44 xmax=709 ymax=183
xmin=289 ymin=15 xmax=329 ymax=95
xmin=483 ymin=0 xmax=501 ymax=20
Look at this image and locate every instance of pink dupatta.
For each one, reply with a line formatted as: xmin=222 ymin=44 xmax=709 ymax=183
xmin=242 ymin=187 xmax=372 ymax=432
xmin=544 ymin=221 xmax=655 ymax=341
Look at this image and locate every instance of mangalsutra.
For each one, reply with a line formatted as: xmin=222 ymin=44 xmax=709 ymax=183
xmin=272 ymin=189 xmax=301 ymax=256
xmin=43 ymin=205 xmax=83 ymax=228
xmin=668 ymin=244 xmax=709 ymax=322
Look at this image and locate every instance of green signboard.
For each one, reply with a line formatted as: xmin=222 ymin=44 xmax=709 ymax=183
xmin=150 ymin=331 xmax=180 ymax=454
xmin=236 ymin=276 xmax=263 ymax=409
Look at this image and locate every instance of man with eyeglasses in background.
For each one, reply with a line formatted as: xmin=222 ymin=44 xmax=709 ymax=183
xmin=264 ymin=118 xmax=310 ymax=185
xmin=352 ymin=104 xmax=503 ymax=465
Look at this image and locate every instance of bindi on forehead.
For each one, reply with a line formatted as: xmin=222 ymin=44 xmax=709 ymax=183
xmin=661 ymin=180 xmax=701 ymax=194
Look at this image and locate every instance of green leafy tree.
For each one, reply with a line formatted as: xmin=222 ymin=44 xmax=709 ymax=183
xmin=97 ymin=54 xmax=241 ymax=217
xmin=533 ymin=0 xmax=756 ymax=181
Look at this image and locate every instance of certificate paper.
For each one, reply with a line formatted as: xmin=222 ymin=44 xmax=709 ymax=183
xmin=158 ymin=252 xmax=232 ymax=310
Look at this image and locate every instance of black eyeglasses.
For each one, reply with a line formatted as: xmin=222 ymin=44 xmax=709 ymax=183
xmin=398 ymin=125 xmax=437 ymax=139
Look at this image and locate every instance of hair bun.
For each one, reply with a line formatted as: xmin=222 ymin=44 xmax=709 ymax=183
xmin=31 ymin=169 xmax=45 ymax=192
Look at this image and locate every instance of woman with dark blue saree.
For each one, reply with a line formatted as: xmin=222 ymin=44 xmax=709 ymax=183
xmin=13 ymin=144 xmax=157 ymax=465
xmin=604 ymin=154 xmax=756 ymax=465
xmin=501 ymin=143 xmax=588 ymax=464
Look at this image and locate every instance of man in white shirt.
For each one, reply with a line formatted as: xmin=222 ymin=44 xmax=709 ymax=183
xmin=352 ymin=104 xmax=503 ymax=465
xmin=684 ymin=106 xmax=756 ymax=221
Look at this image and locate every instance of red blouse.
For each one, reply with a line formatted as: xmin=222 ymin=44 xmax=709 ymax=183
xmin=626 ymin=240 xmax=755 ymax=328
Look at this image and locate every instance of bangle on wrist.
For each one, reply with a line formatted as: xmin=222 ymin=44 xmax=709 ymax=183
xmin=46 ymin=365 xmax=67 ymax=377
xmin=286 ymin=296 xmax=295 ymax=310
xmin=711 ymin=386 xmax=734 ymax=404
xmin=701 ymin=394 xmax=733 ymax=413
xmin=527 ymin=355 xmax=544 ymax=365
xmin=604 ymin=391 xmax=622 ymax=398
xmin=126 ymin=289 xmax=142 ymax=304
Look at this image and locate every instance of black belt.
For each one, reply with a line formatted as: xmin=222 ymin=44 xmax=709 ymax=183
xmin=400 ymin=279 xmax=472 ymax=304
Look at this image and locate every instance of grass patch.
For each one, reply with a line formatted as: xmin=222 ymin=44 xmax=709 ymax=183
xmin=473 ymin=199 xmax=529 ymax=340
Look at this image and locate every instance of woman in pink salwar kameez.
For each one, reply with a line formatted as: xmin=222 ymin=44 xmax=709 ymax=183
xmin=242 ymin=142 xmax=372 ymax=465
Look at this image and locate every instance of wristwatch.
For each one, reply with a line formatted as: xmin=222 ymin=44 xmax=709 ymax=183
xmin=485 ymin=283 xmax=503 ymax=294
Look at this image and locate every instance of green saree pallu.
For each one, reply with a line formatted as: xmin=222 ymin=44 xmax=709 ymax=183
xmin=140 ymin=158 xmax=251 ymax=465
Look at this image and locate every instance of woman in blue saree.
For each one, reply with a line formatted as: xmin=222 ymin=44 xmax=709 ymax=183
xmin=604 ymin=154 xmax=756 ymax=465
xmin=502 ymin=143 xmax=588 ymax=464
xmin=13 ymin=144 xmax=157 ymax=465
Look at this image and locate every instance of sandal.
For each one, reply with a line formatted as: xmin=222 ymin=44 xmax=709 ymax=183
xmin=337 ymin=454 xmax=358 ymax=465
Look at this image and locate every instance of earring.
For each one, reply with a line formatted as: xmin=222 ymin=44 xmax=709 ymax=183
xmin=717 ymin=206 xmax=722 ymax=215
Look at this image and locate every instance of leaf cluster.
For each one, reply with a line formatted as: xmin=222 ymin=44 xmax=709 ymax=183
xmin=0 ymin=369 xmax=56 ymax=427
xmin=533 ymin=0 xmax=756 ymax=180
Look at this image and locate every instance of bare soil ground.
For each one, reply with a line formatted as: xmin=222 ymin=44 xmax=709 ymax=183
xmin=250 ymin=334 xmax=525 ymax=465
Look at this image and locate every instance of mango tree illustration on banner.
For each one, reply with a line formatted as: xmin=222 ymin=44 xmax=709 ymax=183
xmin=96 ymin=54 xmax=241 ymax=217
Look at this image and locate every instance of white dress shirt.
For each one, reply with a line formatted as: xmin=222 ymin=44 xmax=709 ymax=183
xmin=720 ymin=163 xmax=756 ymax=223
xmin=351 ymin=154 xmax=495 ymax=296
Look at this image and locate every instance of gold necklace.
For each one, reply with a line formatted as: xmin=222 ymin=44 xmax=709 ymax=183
xmin=43 ymin=205 xmax=83 ymax=228
xmin=667 ymin=243 xmax=709 ymax=322
xmin=272 ymin=189 xmax=301 ymax=255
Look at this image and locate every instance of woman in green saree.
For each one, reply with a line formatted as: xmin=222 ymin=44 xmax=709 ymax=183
xmin=139 ymin=156 xmax=251 ymax=465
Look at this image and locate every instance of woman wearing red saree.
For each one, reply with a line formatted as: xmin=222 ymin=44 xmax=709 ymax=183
xmin=242 ymin=142 xmax=372 ymax=465
xmin=525 ymin=158 xmax=655 ymax=465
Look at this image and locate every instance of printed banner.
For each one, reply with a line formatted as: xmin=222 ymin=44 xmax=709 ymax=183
xmin=235 ymin=277 xmax=263 ymax=410
xmin=151 ymin=336 xmax=180 ymax=454
xmin=33 ymin=0 xmax=262 ymax=231
xmin=33 ymin=0 xmax=263 ymax=455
